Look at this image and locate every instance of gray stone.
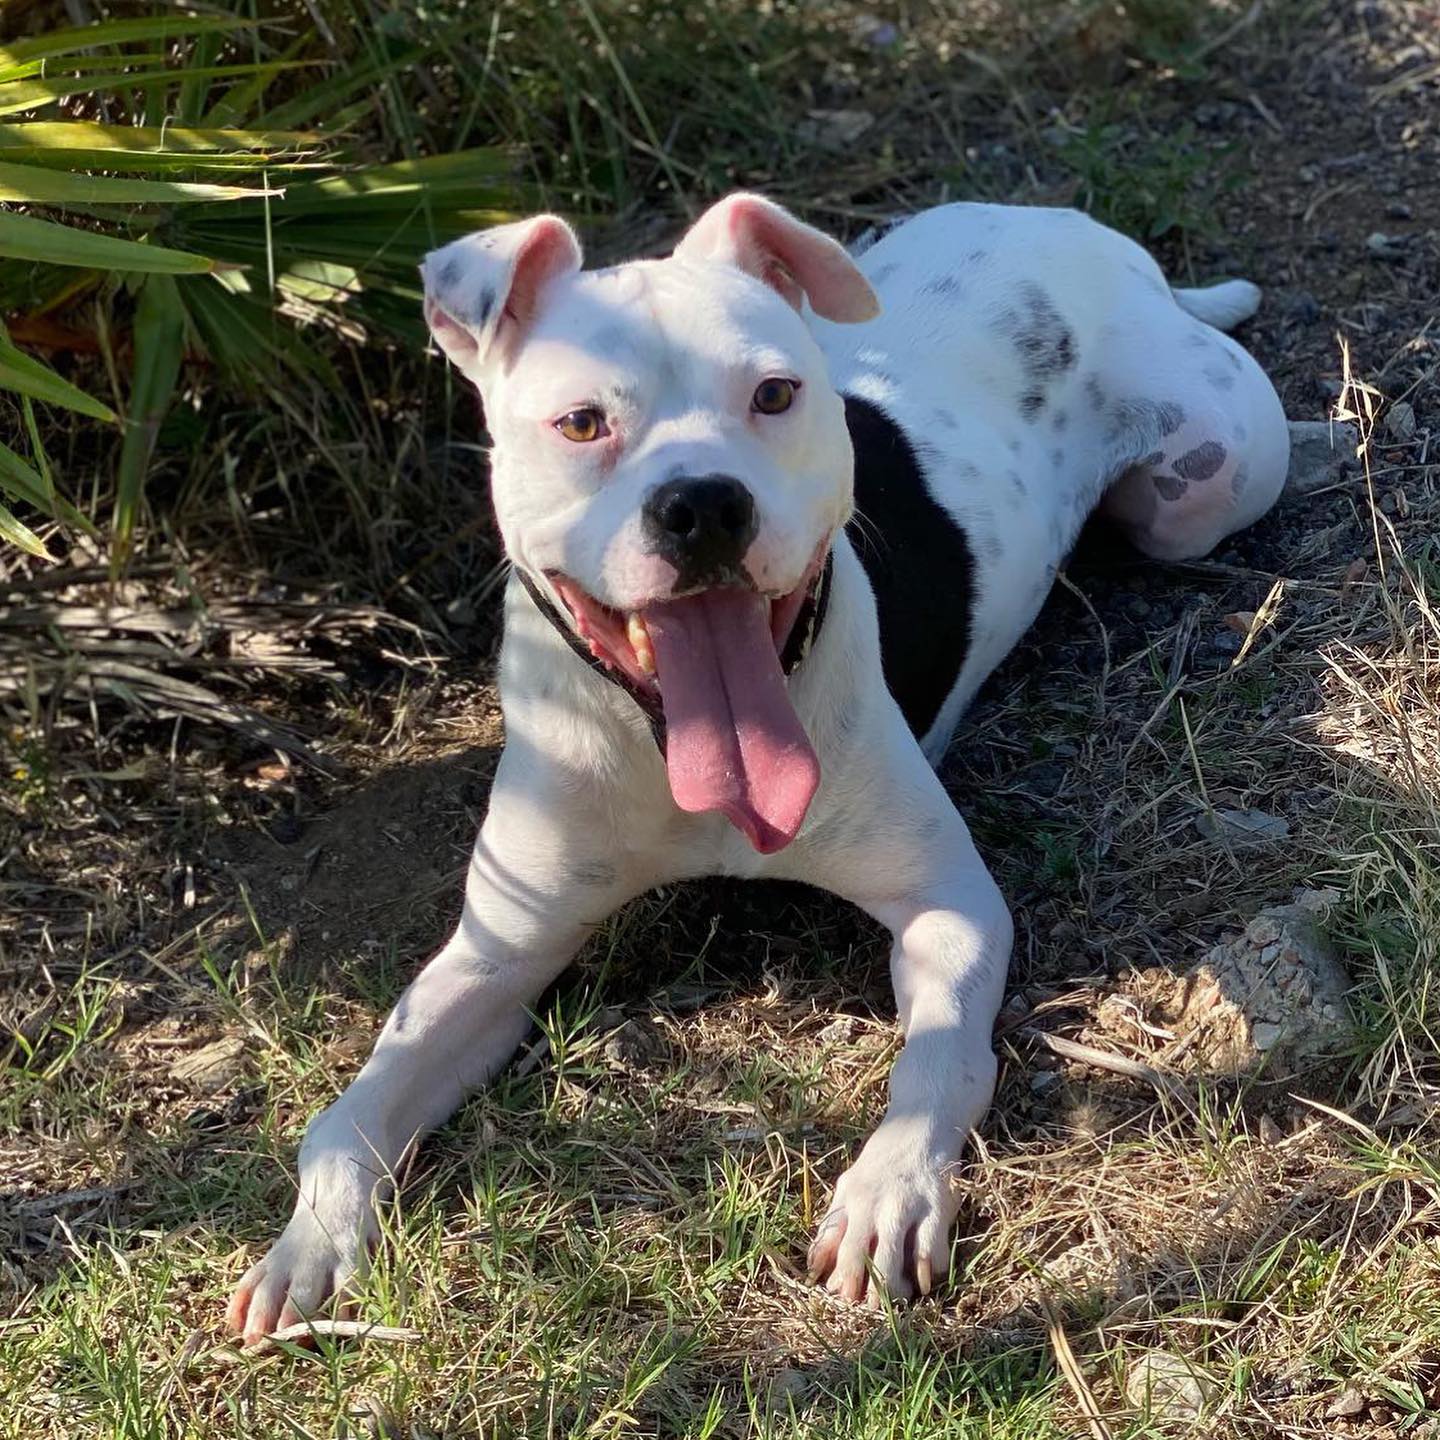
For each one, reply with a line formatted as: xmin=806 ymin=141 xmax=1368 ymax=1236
xmin=1284 ymin=420 xmax=1359 ymax=497
xmin=1125 ymin=1352 xmax=1213 ymax=1420
xmin=172 ymin=1035 xmax=247 ymax=1093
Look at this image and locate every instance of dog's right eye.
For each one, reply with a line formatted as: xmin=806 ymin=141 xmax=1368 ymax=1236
xmin=555 ymin=408 xmax=608 ymax=443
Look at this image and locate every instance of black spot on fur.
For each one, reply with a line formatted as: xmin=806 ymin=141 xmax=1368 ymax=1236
xmin=967 ymin=248 xmax=990 ymax=262
xmin=570 ymin=860 xmax=618 ymax=887
xmin=1203 ymin=363 xmax=1237 ymax=392
xmin=1231 ymin=462 xmax=1250 ymax=499
xmin=868 ymin=262 xmax=899 ymax=285
xmin=1007 ymin=470 xmax=1027 ymax=497
xmin=1020 ymin=391 xmax=1047 ymax=421
xmin=1007 ymin=436 xmax=1022 ymax=455
xmin=844 ymin=395 xmax=974 ymax=740
xmin=1154 ymin=473 xmax=1188 ymax=501
xmin=1052 ymin=408 xmax=1069 ymax=433
xmin=1084 ymin=375 xmax=1105 ymax=412
xmin=1174 ymin=440 xmax=1227 ymax=481
xmin=923 ymin=273 xmax=964 ymax=296
xmin=474 ymin=284 xmax=497 ymax=326
xmin=437 ymin=256 xmax=462 ymax=289
xmin=931 ymin=408 xmax=958 ymax=431
xmin=1050 ymin=448 xmax=1064 ymax=471
xmin=1106 ymin=398 xmax=1186 ymax=446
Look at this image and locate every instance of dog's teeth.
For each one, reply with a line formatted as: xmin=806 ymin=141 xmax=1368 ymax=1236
xmin=627 ymin=612 xmax=656 ymax=675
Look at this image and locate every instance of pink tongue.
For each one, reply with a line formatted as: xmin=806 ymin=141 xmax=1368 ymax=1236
xmin=643 ymin=588 xmax=819 ymax=854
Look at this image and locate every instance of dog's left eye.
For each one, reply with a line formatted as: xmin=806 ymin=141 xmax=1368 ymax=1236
xmin=752 ymin=378 xmax=798 ymax=415
xmin=555 ymin=408 xmax=608 ymax=443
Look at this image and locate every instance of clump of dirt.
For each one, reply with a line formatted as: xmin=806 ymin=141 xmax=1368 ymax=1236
xmin=1128 ymin=889 xmax=1353 ymax=1075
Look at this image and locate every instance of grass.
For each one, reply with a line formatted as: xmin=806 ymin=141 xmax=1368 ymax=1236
xmin=4 ymin=0 xmax=1440 ymax=1435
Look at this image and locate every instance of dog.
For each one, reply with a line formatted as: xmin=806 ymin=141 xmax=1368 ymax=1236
xmin=226 ymin=194 xmax=1289 ymax=1340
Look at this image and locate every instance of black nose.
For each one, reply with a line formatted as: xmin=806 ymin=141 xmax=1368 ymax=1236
xmin=642 ymin=474 xmax=757 ymax=586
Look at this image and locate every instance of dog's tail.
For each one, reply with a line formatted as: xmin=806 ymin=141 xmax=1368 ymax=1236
xmin=1172 ymin=279 xmax=1262 ymax=331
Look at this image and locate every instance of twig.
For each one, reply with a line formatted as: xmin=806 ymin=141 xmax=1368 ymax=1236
xmin=222 ymin=1319 xmax=423 ymax=1359
xmin=1042 ymin=1296 xmax=1114 ymax=1440
xmin=1018 ymin=1027 xmax=1190 ymax=1104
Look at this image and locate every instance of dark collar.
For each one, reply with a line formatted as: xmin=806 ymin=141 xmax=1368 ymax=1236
xmin=515 ymin=556 xmax=835 ymax=750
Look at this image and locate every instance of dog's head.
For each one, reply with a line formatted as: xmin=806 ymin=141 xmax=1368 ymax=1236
xmin=421 ymin=194 xmax=878 ymax=853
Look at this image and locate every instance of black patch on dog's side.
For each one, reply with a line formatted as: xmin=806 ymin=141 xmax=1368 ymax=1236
xmin=1174 ymin=440 xmax=1227 ymax=481
xmin=843 ymin=395 xmax=974 ymax=740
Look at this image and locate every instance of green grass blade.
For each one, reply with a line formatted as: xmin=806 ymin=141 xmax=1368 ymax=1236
xmin=0 ymin=15 xmax=258 ymax=67
xmin=0 ymin=496 xmax=50 ymax=557
xmin=0 ymin=211 xmax=215 ymax=274
xmin=0 ymin=338 xmax=116 ymax=421
xmin=0 ymin=434 xmax=87 ymax=531
xmin=113 ymin=274 xmax=185 ymax=565
xmin=0 ymin=160 xmax=278 ymax=205
xmin=0 ymin=62 xmax=310 ymax=118
xmin=0 ymin=121 xmax=321 ymax=157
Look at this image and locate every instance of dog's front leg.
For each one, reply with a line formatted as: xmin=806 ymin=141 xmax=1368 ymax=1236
xmin=801 ymin=765 xmax=1012 ymax=1304
xmin=226 ymin=753 xmax=645 ymax=1343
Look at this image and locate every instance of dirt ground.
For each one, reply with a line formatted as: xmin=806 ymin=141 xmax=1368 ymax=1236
xmin=3 ymin=1 xmax=1440 ymax=1436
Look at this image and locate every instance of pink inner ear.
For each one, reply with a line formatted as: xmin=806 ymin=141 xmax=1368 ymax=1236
xmin=707 ymin=194 xmax=878 ymax=324
xmin=503 ymin=218 xmax=583 ymax=338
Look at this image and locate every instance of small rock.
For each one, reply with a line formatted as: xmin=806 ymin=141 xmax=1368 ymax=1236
xmin=1327 ymin=1387 xmax=1367 ymax=1419
xmin=1366 ymin=232 xmax=1407 ymax=261
xmin=444 ymin=595 xmax=477 ymax=627
xmin=818 ymin=1015 xmax=861 ymax=1045
xmin=1283 ymin=420 xmax=1359 ymax=497
xmin=1125 ymin=1351 xmax=1213 ymax=1420
xmin=1194 ymin=808 xmax=1291 ymax=849
xmin=603 ymin=1018 xmax=662 ymax=1069
xmin=1250 ymin=1021 xmax=1283 ymax=1052
xmin=1385 ymin=201 xmax=1413 ymax=221
xmin=1030 ymin=1070 xmax=1062 ymax=1094
xmin=1222 ymin=610 xmax=1256 ymax=636
xmin=1258 ymin=1113 xmax=1284 ymax=1146
xmin=172 ymin=1036 xmax=247 ymax=1093
xmin=1385 ymin=400 xmax=1417 ymax=441
xmin=797 ymin=109 xmax=875 ymax=151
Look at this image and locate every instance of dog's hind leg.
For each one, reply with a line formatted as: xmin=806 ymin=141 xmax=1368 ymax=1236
xmin=1096 ymin=290 xmax=1289 ymax=561
xmin=225 ymin=749 xmax=655 ymax=1345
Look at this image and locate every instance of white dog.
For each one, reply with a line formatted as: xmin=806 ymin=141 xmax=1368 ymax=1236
xmin=227 ymin=195 xmax=1288 ymax=1339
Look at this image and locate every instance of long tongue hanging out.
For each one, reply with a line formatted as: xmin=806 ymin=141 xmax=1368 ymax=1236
xmin=642 ymin=588 xmax=819 ymax=854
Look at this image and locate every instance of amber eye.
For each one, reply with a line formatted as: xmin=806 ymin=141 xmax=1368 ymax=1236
xmin=555 ymin=407 xmax=607 ymax=443
xmin=752 ymin=377 xmax=798 ymax=415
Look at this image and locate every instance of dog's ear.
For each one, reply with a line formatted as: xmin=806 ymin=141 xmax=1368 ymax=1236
xmin=420 ymin=215 xmax=582 ymax=373
xmin=674 ymin=193 xmax=878 ymax=324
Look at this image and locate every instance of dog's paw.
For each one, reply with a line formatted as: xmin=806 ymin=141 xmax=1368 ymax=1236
xmin=225 ymin=1174 xmax=378 ymax=1345
xmin=806 ymin=1126 xmax=961 ymax=1305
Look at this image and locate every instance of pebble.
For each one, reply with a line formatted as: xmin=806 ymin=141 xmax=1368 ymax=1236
xmin=1385 ymin=400 xmax=1417 ymax=441
xmin=1125 ymin=1352 xmax=1213 ymax=1419
xmin=1284 ymin=420 xmax=1359 ymax=496
xmin=1366 ymin=232 xmax=1407 ymax=260
xmin=1327 ymin=1388 xmax=1367 ymax=1419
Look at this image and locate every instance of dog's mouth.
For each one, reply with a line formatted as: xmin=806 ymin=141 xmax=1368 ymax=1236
xmin=549 ymin=551 xmax=828 ymax=854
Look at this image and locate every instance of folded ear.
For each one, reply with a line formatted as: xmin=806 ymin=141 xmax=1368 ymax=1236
xmin=420 ymin=215 xmax=582 ymax=373
xmin=673 ymin=193 xmax=878 ymax=324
